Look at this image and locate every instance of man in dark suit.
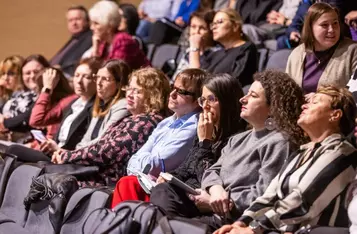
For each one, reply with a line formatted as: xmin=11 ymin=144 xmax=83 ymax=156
xmin=50 ymin=6 xmax=92 ymax=77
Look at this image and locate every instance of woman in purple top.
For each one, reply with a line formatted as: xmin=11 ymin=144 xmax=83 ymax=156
xmin=286 ymin=3 xmax=357 ymax=95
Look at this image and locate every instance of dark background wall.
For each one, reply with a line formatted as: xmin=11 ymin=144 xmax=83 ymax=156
xmin=0 ymin=0 xmax=140 ymax=60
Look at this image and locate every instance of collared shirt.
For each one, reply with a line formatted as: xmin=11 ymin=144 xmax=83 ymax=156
xmin=138 ymin=0 xmax=183 ymax=20
xmin=57 ymin=98 xmax=87 ymax=147
xmin=127 ymin=111 xmax=199 ymax=177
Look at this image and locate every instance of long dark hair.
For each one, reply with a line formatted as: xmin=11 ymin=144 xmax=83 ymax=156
xmin=203 ymin=74 xmax=246 ymax=145
xmin=119 ymin=3 xmax=139 ymax=35
xmin=21 ymin=54 xmax=50 ymax=91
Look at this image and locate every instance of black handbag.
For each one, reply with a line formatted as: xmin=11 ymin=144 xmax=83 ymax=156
xmin=23 ymin=173 xmax=79 ymax=233
xmin=82 ymin=201 xmax=166 ymax=234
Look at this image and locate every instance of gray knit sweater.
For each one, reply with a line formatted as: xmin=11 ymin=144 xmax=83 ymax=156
xmin=201 ymin=128 xmax=294 ymax=217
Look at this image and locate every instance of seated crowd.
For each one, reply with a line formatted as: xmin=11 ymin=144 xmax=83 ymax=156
xmin=2 ymin=0 xmax=357 ymax=234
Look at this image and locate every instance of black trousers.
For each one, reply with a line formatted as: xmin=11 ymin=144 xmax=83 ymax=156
xmin=6 ymin=144 xmax=51 ymax=162
xmin=148 ymin=20 xmax=183 ymax=45
xmin=150 ymin=183 xmax=224 ymax=232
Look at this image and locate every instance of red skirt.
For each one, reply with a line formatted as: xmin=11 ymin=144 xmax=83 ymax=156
xmin=111 ymin=175 xmax=150 ymax=208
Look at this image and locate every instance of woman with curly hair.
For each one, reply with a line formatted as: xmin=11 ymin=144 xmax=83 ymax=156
xmin=215 ymin=86 xmax=357 ymax=234
xmin=151 ymin=70 xmax=306 ymax=231
xmin=51 ymin=67 xmax=171 ymax=187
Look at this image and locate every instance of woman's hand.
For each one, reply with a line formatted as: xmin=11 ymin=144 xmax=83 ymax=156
xmin=189 ymin=189 xmax=212 ymax=212
xmin=175 ymin=17 xmax=185 ymax=27
xmin=189 ymin=34 xmax=203 ymax=50
xmin=197 ymin=112 xmax=215 ymax=142
xmin=213 ymin=222 xmax=250 ymax=234
xmin=51 ymin=149 xmax=65 ymax=164
xmin=209 ymin=185 xmax=230 ymax=216
xmin=290 ymin=31 xmax=301 ymax=42
xmin=156 ymin=176 xmax=166 ymax=184
xmin=42 ymin=68 xmax=58 ymax=91
xmin=92 ymin=34 xmax=101 ymax=57
xmin=40 ymin=139 xmax=59 ymax=154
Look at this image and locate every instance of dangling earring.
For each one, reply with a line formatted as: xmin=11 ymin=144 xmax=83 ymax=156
xmin=265 ymin=116 xmax=276 ymax=131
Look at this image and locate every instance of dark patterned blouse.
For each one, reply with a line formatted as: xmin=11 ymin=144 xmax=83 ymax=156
xmin=59 ymin=112 xmax=163 ymax=187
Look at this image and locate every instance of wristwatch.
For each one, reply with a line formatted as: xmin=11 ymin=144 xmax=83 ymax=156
xmin=199 ymin=139 xmax=212 ymax=149
xmin=189 ymin=47 xmax=199 ymax=52
xmin=42 ymin=87 xmax=52 ymax=94
xmin=249 ymin=220 xmax=262 ymax=233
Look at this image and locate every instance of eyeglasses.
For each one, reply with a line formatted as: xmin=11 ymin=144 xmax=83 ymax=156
xmin=122 ymin=86 xmax=143 ymax=95
xmin=0 ymin=71 xmax=17 ymax=78
xmin=210 ymin=18 xmax=229 ymax=29
xmin=172 ymin=87 xmax=196 ymax=97
xmin=93 ymin=74 xmax=115 ymax=82
xmin=198 ymin=95 xmax=218 ymax=107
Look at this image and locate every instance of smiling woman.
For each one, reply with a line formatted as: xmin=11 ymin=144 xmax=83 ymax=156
xmin=286 ymin=2 xmax=357 ymax=94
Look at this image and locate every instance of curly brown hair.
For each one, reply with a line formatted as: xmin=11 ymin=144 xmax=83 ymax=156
xmin=254 ymin=70 xmax=307 ymax=146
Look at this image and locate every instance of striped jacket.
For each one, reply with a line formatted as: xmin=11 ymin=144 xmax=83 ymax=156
xmin=239 ymin=133 xmax=357 ymax=232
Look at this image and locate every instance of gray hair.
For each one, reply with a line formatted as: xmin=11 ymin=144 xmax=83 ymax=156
xmin=89 ymin=1 xmax=121 ymax=30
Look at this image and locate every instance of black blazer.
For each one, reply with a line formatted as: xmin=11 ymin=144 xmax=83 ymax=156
xmin=54 ymin=96 xmax=95 ymax=150
xmin=51 ymin=28 xmax=92 ymax=76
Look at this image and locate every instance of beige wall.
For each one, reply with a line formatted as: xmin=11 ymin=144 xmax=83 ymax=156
xmin=0 ymin=0 xmax=141 ymax=60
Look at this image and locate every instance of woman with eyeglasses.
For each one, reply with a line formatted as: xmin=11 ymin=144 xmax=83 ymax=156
xmin=50 ymin=67 xmax=171 ymax=187
xmin=151 ymin=70 xmax=306 ymax=232
xmin=0 ymin=55 xmax=24 ymax=110
xmin=6 ymin=58 xmax=98 ymax=161
xmin=189 ymin=8 xmax=258 ymax=87
xmin=28 ymin=58 xmax=101 ymax=151
xmin=0 ymin=54 xmax=50 ymax=142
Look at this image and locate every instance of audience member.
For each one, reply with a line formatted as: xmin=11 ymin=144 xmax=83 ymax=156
xmin=29 ymin=67 xmax=76 ymax=141
xmin=148 ymin=0 xmax=200 ymax=45
xmin=110 ymin=73 xmax=247 ymax=207
xmin=111 ymin=68 xmax=207 ymax=206
xmin=277 ymin=0 xmax=313 ymax=50
xmin=126 ymin=68 xmax=206 ymax=177
xmin=215 ymin=86 xmax=357 ymax=234
xmin=136 ymin=0 xmax=183 ymax=42
xmin=6 ymin=60 xmax=99 ymax=161
xmin=345 ymin=10 xmax=357 ymax=41
xmin=0 ymin=55 xmax=24 ymax=109
xmin=190 ymin=8 xmax=258 ymax=87
xmin=151 ymin=70 xmax=306 ymax=231
xmin=243 ymin=0 xmax=300 ymax=45
xmin=174 ymin=11 xmax=217 ymax=78
xmin=51 ymin=67 xmax=171 ymax=187
xmin=50 ymin=6 xmax=92 ymax=77
xmin=286 ymin=2 xmax=357 ymax=94
xmin=76 ymin=59 xmax=131 ymax=149
xmin=118 ymin=4 xmax=146 ymax=52
xmin=83 ymin=1 xmax=150 ymax=70
xmin=0 ymin=55 xmax=50 ymax=139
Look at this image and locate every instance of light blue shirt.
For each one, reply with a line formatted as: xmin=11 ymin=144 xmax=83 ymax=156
xmin=127 ymin=111 xmax=199 ymax=177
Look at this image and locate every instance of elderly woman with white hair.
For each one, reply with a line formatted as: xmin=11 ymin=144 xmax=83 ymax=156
xmin=84 ymin=0 xmax=150 ymax=69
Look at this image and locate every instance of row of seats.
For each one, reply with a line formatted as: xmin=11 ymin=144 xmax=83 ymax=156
xmin=146 ymin=43 xmax=293 ymax=74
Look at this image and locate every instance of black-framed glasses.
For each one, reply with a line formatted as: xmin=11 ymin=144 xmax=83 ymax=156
xmin=172 ymin=87 xmax=196 ymax=97
xmin=122 ymin=86 xmax=144 ymax=96
xmin=198 ymin=95 xmax=218 ymax=107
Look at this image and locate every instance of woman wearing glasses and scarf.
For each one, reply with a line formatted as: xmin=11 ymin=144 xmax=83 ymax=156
xmin=189 ymin=8 xmax=258 ymax=87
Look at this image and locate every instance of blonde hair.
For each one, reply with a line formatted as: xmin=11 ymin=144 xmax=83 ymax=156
xmin=317 ymin=86 xmax=356 ymax=136
xmin=216 ymin=8 xmax=243 ymax=27
xmin=0 ymin=55 xmax=24 ymax=92
xmin=89 ymin=1 xmax=121 ymax=31
xmin=130 ymin=67 xmax=171 ymax=116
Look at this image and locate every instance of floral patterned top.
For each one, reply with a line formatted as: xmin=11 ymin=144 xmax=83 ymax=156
xmin=59 ymin=112 xmax=163 ymax=187
xmin=1 ymin=90 xmax=37 ymax=118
